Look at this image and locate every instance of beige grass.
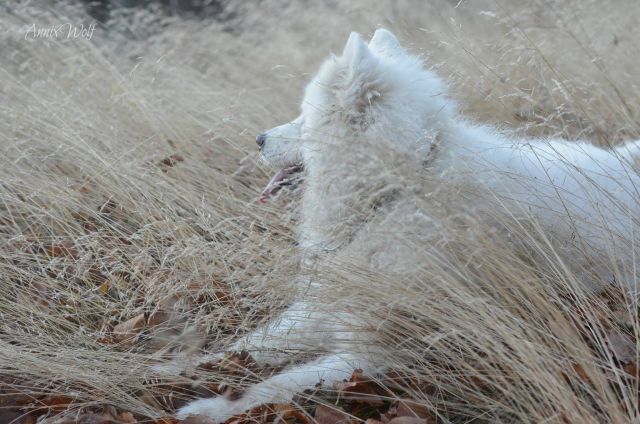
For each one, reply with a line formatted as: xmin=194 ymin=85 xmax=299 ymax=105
xmin=1 ymin=0 xmax=639 ymax=422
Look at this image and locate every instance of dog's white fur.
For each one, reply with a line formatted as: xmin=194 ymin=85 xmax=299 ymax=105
xmin=177 ymin=29 xmax=640 ymax=420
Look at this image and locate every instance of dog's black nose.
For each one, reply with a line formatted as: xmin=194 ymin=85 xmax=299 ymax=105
xmin=256 ymin=133 xmax=267 ymax=148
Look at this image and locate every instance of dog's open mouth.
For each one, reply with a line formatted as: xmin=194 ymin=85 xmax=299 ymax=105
xmin=259 ymin=165 xmax=304 ymax=203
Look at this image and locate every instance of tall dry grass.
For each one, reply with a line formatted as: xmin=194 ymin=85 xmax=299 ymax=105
xmin=1 ymin=0 xmax=639 ymax=422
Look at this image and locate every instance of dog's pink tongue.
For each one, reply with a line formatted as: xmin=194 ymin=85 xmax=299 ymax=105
xmin=259 ymin=169 xmax=287 ymax=203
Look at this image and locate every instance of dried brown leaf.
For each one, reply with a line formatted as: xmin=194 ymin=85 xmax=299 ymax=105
xmin=624 ymin=363 xmax=639 ymax=378
xmin=34 ymin=395 xmax=75 ymax=412
xmin=334 ymin=369 xmax=384 ymax=406
xmin=113 ymin=313 xmax=146 ymax=344
xmin=219 ymin=351 xmax=257 ymax=374
xmin=119 ymin=411 xmax=136 ymax=423
xmin=44 ymin=243 xmax=79 ymax=259
xmin=572 ymin=363 xmax=592 ymax=384
xmin=314 ymin=405 xmax=356 ymax=424
xmin=0 ymin=410 xmax=35 ymax=424
xmin=606 ymin=329 xmax=636 ymax=364
xmin=147 ymin=310 xmax=169 ymax=327
xmin=152 ymin=418 xmax=181 ymax=424
xmin=42 ymin=411 xmax=119 ymax=424
xmin=395 ymin=400 xmax=431 ymax=419
xmin=388 ymin=418 xmax=428 ymax=424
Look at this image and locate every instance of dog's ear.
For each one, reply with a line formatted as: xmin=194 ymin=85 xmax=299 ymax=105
xmin=369 ymin=29 xmax=403 ymax=58
xmin=335 ymin=33 xmax=383 ymax=128
xmin=342 ymin=32 xmax=374 ymax=73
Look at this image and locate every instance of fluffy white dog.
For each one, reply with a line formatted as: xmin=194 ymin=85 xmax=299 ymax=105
xmin=178 ymin=29 xmax=640 ymax=420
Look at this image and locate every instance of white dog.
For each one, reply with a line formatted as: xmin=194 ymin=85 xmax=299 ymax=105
xmin=178 ymin=29 xmax=640 ymax=420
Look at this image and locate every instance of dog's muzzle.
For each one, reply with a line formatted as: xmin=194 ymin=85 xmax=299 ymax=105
xmin=259 ymin=165 xmax=303 ymax=203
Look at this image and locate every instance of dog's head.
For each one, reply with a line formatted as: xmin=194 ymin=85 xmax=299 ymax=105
xmin=257 ymin=29 xmax=454 ymax=202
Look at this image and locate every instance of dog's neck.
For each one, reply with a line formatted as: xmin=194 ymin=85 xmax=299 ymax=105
xmin=297 ymin=137 xmax=428 ymax=253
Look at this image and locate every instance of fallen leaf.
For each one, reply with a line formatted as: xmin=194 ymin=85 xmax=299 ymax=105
xmin=24 ymin=416 xmax=37 ymax=424
xmin=187 ymin=279 xmax=232 ymax=305
xmin=572 ymin=363 xmax=592 ymax=384
xmin=219 ymin=351 xmax=257 ymax=374
xmin=606 ymin=329 xmax=636 ymax=364
xmin=0 ymin=410 xmax=35 ymax=424
xmin=381 ymin=369 xmax=423 ymax=393
xmin=624 ymin=363 xmax=639 ymax=378
xmin=119 ymin=411 xmax=136 ymax=422
xmin=44 ymin=243 xmax=79 ymax=259
xmin=147 ymin=309 xmax=169 ymax=327
xmin=41 ymin=411 xmax=119 ymax=424
xmin=34 ymin=395 xmax=75 ymax=412
xmin=379 ymin=405 xmax=397 ymax=424
xmin=152 ymin=418 xmax=180 ymax=424
xmin=388 ymin=418 xmax=428 ymax=424
xmin=334 ymin=369 xmax=384 ymax=406
xmin=113 ymin=313 xmax=146 ymax=344
xmin=314 ymin=404 xmax=356 ymax=424
xmin=268 ymin=403 xmax=312 ymax=423
xmin=396 ymin=400 xmax=431 ymax=419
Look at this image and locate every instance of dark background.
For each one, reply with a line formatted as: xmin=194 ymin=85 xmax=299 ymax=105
xmin=82 ymin=0 xmax=232 ymax=22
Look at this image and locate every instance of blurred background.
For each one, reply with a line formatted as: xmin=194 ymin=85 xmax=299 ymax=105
xmin=80 ymin=0 xmax=231 ymax=22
